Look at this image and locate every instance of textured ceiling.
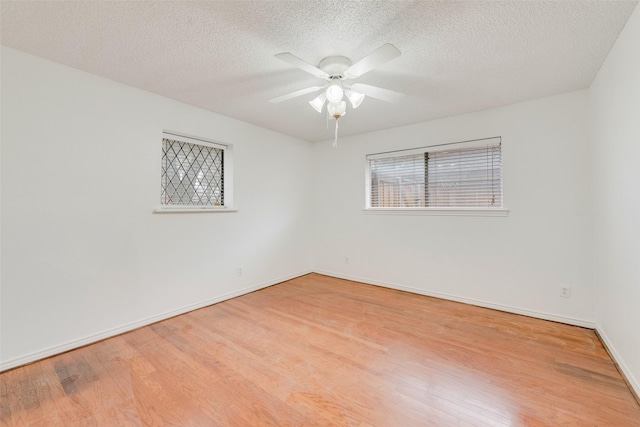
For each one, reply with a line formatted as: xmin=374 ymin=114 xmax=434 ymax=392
xmin=1 ymin=1 xmax=637 ymax=142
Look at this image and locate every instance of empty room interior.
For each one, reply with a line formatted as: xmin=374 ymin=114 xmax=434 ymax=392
xmin=2 ymin=1 xmax=640 ymax=425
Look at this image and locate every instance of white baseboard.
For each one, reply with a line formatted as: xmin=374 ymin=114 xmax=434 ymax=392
xmin=314 ymin=270 xmax=596 ymax=329
xmin=595 ymin=325 xmax=640 ymax=401
xmin=0 ymin=269 xmax=312 ymax=372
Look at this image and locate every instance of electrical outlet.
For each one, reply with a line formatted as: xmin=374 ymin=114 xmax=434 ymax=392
xmin=560 ymin=286 xmax=571 ymax=298
xmin=345 ymin=256 xmax=350 ymax=264
xmin=236 ymin=266 xmax=243 ymax=277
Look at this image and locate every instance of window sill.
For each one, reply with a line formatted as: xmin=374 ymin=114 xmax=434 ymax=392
xmin=153 ymin=206 xmax=238 ymax=214
xmin=363 ymin=207 xmax=509 ymax=217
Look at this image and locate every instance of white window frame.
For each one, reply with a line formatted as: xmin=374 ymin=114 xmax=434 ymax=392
xmin=364 ymin=137 xmax=508 ymax=217
xmin=154 ymin=130 xmax=236 ymax=213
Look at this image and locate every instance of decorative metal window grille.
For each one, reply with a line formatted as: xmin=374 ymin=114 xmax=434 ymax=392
xmin=161 ymin=137 xmax=224 ymax=206
xmin=368 ymin=138 xmax=502 ymax=208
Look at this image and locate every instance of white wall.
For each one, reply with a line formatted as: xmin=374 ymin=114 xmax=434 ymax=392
xmin=590 ymin=4 xmax=640 ymax=396
xmin=0 ymin=47 xmax=314 ymax=369
xmin=312 ymin=90 xmax=594 ymax=326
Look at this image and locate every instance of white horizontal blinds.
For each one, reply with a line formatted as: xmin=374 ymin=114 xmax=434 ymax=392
xmin=370 ymin=153 xmax=426 ymax=207
xmin=366 ymin=137 xmax=500 ymax=159
xmin=427 ymin=143 xmax=502 ymax=207
xmin=161 ymin=134 xmax=224 ymax=206
xmin=368 ymin=138 xmax=502 ymax=208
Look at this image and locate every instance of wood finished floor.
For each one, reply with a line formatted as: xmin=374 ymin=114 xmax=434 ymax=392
xmin=1 ymin=274 xmax=639 ymax=426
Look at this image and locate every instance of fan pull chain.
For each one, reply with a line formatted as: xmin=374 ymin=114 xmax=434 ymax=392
xmin=333 ymin=119 xmax=339 ymax=148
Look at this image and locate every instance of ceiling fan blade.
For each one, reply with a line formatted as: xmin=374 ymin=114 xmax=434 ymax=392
xmin=350 ymin=83 xmax=405 ymax=103
xmin=343 ymin=44 xmax=401 ymax=79
xmin=268 ymin=85 xmax=325 ymax=103
xmin=275 ymin=53 xmax=331 ymax=80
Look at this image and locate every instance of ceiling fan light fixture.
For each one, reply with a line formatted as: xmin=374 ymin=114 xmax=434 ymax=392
xmin=345 ymin=89 xmax=365 ymax=109
xmin=271 ymin=44 xmax=404 ymax=146
xmin=325 ymin=84 xmax=344 ymax=104
xmin=309 ymin=93 xmax=326 ymax=113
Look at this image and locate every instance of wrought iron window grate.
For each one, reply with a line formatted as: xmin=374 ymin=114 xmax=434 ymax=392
xmin=161 ymin=138 xmax=224 ymax=206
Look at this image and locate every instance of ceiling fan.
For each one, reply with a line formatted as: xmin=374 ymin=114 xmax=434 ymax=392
xmin=268 ymin=43 xmax=404 ymax=122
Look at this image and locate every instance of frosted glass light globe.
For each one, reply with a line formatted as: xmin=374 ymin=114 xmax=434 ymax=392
xmin=328 ymin=101 xmax=347 ymax=118
xmin=309 ymin=93 xmax=326 ymax=113
xmin=325 ymin=84 xmax=344 ymax=103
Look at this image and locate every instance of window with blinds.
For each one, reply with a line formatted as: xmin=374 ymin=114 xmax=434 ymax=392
xmin=161 ymin=132 xmax=225 ymax=207
xmin=368 ymin=138 xmax=502 ymax=208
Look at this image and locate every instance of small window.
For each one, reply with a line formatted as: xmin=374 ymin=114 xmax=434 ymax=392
xmin=161 ymin=132 xmax=226 ymax=207
xmin=367 ymin=137 xmax=502 ymax=208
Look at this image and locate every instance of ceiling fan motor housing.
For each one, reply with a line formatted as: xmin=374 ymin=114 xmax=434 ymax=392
xmin=319 ymin=56 xmax=352 ymax=79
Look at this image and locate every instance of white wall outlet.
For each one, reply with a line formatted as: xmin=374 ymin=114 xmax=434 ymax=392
xmin=560 ymin=286 xmax=571 ymax=298
xmin=236 ymin=266 xmax=243 ymax=277
xmin=344 ymin=256 xmax=350 ymax=264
